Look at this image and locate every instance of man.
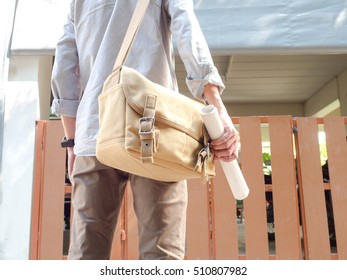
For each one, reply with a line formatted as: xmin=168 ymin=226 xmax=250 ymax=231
xmin=51 ymin=0 xmax=239 ymax=260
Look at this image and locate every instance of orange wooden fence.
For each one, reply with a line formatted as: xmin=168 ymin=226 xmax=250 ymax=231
xmin=30 ymin=116 xmax=347 ymax=260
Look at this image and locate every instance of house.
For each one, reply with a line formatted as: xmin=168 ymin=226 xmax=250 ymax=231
xmin=1 ymin=0 xmax=346 ymax=260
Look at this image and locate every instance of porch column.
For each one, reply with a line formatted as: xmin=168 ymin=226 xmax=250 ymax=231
xmin=338 ymin=69 xmax=347 ymax=117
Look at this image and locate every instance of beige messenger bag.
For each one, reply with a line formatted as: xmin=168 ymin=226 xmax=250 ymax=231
xmin=96 ymin=0 xmax=215 ymax=182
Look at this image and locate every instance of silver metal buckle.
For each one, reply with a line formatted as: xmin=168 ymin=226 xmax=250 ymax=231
xmin=139 ymin=117 xmax=155 ymax=135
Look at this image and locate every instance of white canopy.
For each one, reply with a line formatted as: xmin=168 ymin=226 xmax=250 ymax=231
xmin=10 ymin=0 xmax=347 ymax=55
xmin=195 ymin=0 xmax=347 ymax=54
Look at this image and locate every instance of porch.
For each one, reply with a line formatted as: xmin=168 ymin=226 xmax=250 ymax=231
xmin=30 ymin=116 xmax=347 ymax=260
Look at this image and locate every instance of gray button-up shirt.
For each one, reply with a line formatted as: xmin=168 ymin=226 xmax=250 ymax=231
xmin=51 ymin=0 xmax=225 ymax=156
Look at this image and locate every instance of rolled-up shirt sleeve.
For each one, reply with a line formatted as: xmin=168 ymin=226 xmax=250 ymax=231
xmin=166 ymin=0 xmax=225 ymax=99
xmin=51 ymin=2 xmax=82 ymax=117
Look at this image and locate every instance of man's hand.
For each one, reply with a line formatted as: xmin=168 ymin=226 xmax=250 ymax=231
xmin=210 ymin=113 xmax=240 ymax=162
xmin=203 ymin=83 xmax=240 ymax=162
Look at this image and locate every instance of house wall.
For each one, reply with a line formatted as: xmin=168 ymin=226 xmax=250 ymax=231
xmin=0 ymin=81 xmax=37 ymax=259
xmin=226 ymin=103 xmax=305 ymax=117
xmin=0 ymin=53 xmax=54 ymax=260
xmin=304 ymin=68 xmax=347 ymax=117
xmin=0 ymin=0 xmax=37 ymax=260
xmin=0 ymin=54 xmax=42 ymax=259
xmin=304 ymin=78 xmax=340 ymax=117
xmin=37 ymin=56 xmax=54 ymax=120
xmin=0 ymin=51 xmax=60 ymax=260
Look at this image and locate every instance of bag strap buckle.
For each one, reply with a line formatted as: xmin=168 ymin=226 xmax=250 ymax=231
xmin=139 ymin=94 xmax=157 ymax=164
xmin=139 ymin=117 xmax=155 ymax=135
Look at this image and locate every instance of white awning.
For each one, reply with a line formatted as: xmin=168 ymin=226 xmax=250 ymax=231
xmin=195 ymin=0 xmax=347 ymax=54
xmin=10 ymin=0 xmax=347 ymax=55
xmin=11 ymin=0 xmax=70 ymax=55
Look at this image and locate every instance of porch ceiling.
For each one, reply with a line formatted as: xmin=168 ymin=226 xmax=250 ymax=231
xmin=176 ymin=54 xmax=347 ymax=104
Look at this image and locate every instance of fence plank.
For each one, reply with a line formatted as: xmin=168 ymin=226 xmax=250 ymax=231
xmin=323 ymin=117 xmax=347 ymax=259
xmin=239 ymin=117 xmax=269 ymax=259
xmin=212 ymin=161 xmax=239 ymax=259
xmin=37 ymin=121 xmax=66 ymax=259
xmin=110 ymin=198 xmax=124 ymax=260
xmin=268 ymin=116 xmax=302 ymax=259
xmin=186 ymin=179 xmax=211 ymax=259
xmin=110 ymin=183 xmax=139 ymax=260
xmin=295 ymin=118 xmax=331 ymax=259
xmin=125 ymin=185 xmax=140 ymax=260
xmin=30 ymin=121 xmax=46 ymax=260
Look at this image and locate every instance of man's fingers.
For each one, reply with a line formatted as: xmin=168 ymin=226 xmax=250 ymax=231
xmin=210 ymin=127 xmax=240 ymax=162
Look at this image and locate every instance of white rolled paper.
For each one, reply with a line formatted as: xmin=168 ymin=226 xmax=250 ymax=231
xmin=201 ymin=105 xmax=249 ymax=200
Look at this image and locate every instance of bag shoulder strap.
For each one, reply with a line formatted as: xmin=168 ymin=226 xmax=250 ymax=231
xmin=113 ymin=0 xmax=151 ymax=71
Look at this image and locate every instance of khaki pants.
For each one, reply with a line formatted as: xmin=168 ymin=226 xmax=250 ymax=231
xmin=68 ymin=156 xmax=187 ymax=260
